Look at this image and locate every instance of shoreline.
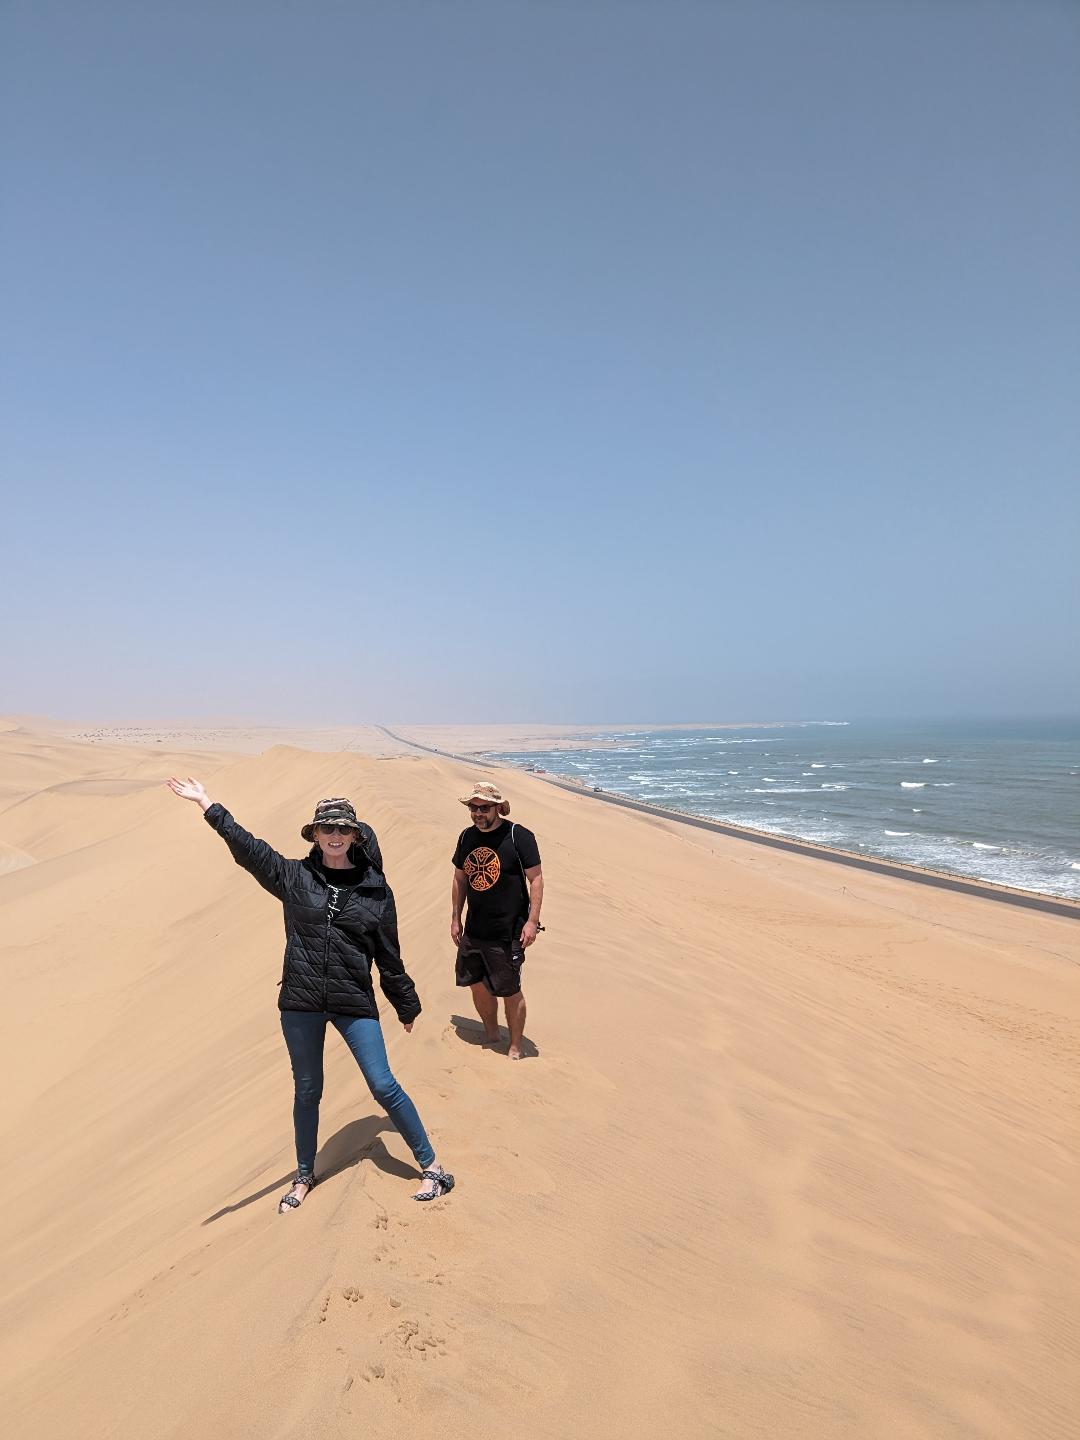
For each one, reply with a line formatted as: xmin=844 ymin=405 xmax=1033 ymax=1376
xmin=378 ymin=726 xmax=1080 ymax=922
xmin=6 ymin=713 xmax=1076 ymax=917
xmin=537 ymin=772 xmax=1080 ymax=922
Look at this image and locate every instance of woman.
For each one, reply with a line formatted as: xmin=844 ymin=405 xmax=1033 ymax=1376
xmin=167 ymin=779 xmax=454 ymax=1212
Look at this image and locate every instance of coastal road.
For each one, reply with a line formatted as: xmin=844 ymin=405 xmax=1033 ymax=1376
xmin=377 ymin=726 xmax=1080 ymax=923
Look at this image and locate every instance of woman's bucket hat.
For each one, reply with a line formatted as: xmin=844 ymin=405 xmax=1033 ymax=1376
xmin=458 ymin=782 xmax=510 ymax=816
xmin=301 ymin=797 xmax=363 ymax=842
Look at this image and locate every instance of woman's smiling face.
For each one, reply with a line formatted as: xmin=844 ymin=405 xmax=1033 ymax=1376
xmin=314 ymin=823 xmax=358 ymax=864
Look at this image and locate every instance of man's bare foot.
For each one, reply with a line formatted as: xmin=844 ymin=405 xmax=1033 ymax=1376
xmin=508 ymin=1045 xmax=523 ymax=1060
xmin=481 ymin=1030 xmax=501 ymax=1047
xmin=278 ymin=1176 xmax=314 ymax=1213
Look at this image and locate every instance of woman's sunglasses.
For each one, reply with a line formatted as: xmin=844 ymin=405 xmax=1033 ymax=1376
xmin=316 ymin=824 xmax=357 ymax=835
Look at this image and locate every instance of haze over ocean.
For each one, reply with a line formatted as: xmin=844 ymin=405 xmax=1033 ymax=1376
xmin=3 ymin=2 xmax=1078 ymax=724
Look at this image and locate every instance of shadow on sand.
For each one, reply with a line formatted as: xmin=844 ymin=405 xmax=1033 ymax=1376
xmin=202 ymin=1116 xmax=417 ymax=1224
xmin=449 ymin=1013 xmax=540 ymax=1060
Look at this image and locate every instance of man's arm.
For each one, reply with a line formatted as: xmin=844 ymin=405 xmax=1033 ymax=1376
xmin=519 ymin=865 xmax=544 ymax=948
xmin=450 ymin=867 xmax=468 ymax=945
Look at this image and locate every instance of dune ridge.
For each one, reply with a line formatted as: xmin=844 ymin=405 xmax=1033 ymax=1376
xmin=1 ymin=721 xmax=1078 ymax=1439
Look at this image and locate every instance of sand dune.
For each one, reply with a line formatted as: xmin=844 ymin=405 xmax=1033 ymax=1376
xmin=1 ymin=720 xmax=1078 ymax=1438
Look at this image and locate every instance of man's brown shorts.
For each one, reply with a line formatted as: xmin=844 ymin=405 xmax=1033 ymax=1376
xmin=455 ymin=935 xmax=524 ymax=998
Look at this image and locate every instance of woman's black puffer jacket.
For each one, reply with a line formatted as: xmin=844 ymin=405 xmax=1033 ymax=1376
xmin=204 ymin=804 xmax=421 ymax=1023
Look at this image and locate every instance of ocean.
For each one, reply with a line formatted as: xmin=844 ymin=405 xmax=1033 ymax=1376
xmin=494 ymin=719 xmax=1080 ymax=901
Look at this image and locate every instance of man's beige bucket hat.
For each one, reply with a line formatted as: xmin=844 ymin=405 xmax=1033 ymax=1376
xmin=459 ymin=782 xmax=510 ymax=816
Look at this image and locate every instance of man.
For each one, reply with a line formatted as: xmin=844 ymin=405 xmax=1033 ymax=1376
xmin=450 ymin=783 xmax=543 ymax=1060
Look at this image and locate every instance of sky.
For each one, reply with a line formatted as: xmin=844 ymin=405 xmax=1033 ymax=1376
xmin=3 ymin=0 xmax=1078 ymax=724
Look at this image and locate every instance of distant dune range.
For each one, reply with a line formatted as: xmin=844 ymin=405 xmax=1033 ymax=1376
xmin=1 ymin=717 xmax=1078 ymax=1439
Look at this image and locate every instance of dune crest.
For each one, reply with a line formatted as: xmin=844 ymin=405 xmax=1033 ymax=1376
xmin=1 ymin=722 xmax=1078 ymax=1438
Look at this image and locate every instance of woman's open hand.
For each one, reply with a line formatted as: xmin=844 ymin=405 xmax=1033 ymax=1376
xmin=167 ymin=776 xmax=211 ymax=811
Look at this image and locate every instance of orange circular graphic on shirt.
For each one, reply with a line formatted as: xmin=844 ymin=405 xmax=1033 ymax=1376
xmin=464 ymin=846 xmax=501 ymax=891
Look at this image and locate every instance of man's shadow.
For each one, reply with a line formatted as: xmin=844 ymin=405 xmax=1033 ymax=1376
xmin=202 ymin=1116 xmax=416 ymax=1224
xmin=450 ymin=1013 xmax=540 ymax=1059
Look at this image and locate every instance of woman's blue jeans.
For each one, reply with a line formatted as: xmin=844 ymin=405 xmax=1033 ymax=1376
xmin=280 ymin=1011 xmax=435 ymax=1177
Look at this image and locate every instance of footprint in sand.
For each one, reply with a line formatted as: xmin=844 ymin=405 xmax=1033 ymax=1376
xmin=382 ymin=1315 xmax=448 ymax=1362
xmin=316 ymin=1286 xmax=363 ymax=1324
xmin=342 ymin=1309 xmax=450 ymax=1390
xmin=420 ymin=1250 xmax=449 ymax=1287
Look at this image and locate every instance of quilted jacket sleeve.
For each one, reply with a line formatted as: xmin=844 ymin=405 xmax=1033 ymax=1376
xmin=203 ymin=803 xmax=294 ymax=901
xmin=367 ymin=861 xmax=421 ymax=1024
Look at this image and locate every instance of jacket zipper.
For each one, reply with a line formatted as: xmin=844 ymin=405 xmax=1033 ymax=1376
xmin=322 ymin=894 xmax=334 ymax=1011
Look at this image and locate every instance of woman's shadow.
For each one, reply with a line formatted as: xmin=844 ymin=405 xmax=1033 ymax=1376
xmin=202 ymin=1116 xmax=416 ymax=1224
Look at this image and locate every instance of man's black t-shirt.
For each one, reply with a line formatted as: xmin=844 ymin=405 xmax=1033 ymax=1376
xmin=452 ymin=821 xmax=541 ymax=941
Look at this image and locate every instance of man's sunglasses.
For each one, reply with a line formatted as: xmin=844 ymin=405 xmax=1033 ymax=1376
xmin=316 ymin=824 xmax=357 ymax=835
xmin=468 ymin=803 xmax=495 ymax=813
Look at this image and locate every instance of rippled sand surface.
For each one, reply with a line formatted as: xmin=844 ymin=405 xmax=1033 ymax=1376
xmin=2 ymin=717 xmax=1078 ymax=1439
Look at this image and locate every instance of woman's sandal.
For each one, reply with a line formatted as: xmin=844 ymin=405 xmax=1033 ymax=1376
xmin=414 ymin=1168 xmax=455 ymax=1203
xmin=278 ymin=1172 xmax=316 ymax=1213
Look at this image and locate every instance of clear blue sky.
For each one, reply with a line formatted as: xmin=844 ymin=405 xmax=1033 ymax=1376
xmin=3 ymin=1 xmax=1077 ymax=723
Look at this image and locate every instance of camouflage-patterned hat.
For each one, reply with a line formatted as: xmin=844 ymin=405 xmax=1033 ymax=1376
xmin=301 ymin=797 xmax=362 ymax=842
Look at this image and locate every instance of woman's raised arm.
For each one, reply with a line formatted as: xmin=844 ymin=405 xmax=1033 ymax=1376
xmin=167 ymin=776 xmax=213 ymax=811
xmin=166 ymin=777 xmax=294 ymax=900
